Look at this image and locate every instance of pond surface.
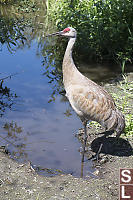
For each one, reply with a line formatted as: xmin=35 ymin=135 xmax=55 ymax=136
xmin=1 ymin=40 xmax=96 ymax=177
xmin=0 ymin=41 xmax=84 ymax=176
xmin=0 ymin=1 xmax=130 ymax=178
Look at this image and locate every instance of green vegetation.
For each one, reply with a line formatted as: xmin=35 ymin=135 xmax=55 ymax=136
xmin=0 ymin=0 xmax=35 ymax=5
xmin=0 ymin=0 xmax=13 ymax=3
xmin=47 ymin=0 xmax=133 ymax=65
xmin=111 ymin=75 xmax=133 ymax=137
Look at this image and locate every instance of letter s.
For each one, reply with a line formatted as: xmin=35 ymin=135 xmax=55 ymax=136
xmin=121 ymin=170 xmax=131 ymax=183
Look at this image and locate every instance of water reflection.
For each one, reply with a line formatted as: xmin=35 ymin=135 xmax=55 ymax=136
xmin=0 ymin=78 xmax=17 ymax=117
xmin=0 ymin=37 xmax=88 ymax=177
xmin=1 ymin=121 xmax=28 ymax=160
xmin=0 ymin=0 xmax=53 ymax=52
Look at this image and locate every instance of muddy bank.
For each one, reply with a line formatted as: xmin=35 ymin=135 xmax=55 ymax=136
xmin=0 ymin=150 xmax=133 ymax=200
xmin=0 ymin=73 xmax=133 ymax=200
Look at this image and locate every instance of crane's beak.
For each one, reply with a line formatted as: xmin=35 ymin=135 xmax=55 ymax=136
xmin=46 ymin=31 xmax=63 ymax=37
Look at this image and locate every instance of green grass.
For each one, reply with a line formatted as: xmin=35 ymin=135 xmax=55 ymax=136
xmin=124 ymin=114 xmax=133 ymax=137
xmin=110 ymin=75 xmax=133 ymax=138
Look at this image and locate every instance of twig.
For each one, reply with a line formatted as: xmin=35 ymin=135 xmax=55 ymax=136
xmin=0 ymin=72 xmax=19 ymax=82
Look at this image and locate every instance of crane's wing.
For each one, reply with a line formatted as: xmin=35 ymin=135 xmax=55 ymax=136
xmin=67 ymin=85 xmax=116 ymax=125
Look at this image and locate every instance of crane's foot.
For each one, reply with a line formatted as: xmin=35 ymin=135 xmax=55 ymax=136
xmin=88 ymin=143 xmax=103 ymax=161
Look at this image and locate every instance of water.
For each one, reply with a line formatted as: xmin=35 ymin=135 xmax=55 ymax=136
xmin=0 ymin=40 xmax=91 ymax=177
xmin=0 ymin=1 xmax=130 ymax=178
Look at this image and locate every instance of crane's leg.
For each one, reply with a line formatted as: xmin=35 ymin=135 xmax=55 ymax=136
xmin=81 ymin=121 xmax=87 ymax=163
xmin=112 ymin=131 xmax=121 ymax=145
xmin=92 ymin=143 xmax=103 ymax=161
xmin=83 ymin=121 xmax=88 ymax=148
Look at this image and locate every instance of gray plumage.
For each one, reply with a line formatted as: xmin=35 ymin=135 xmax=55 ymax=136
xmin=50 ymin=27 xmax=125 ymax=139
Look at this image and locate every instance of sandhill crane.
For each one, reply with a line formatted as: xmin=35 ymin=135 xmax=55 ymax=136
xmin=48 ymin=27 xmax=125 ymax=158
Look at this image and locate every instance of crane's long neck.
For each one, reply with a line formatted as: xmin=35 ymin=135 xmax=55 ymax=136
xmin=63 ymin=37 xmax=79 ymax=88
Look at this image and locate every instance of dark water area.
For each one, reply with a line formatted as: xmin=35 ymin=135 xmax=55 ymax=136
xmin=0 ymin=1 xmax=132 ymax=178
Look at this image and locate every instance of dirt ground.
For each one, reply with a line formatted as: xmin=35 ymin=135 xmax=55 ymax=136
xmin=0 ymin=73 xmax=133 ymax=200
xmin=0 ymin=148 xmax=133 ymax=200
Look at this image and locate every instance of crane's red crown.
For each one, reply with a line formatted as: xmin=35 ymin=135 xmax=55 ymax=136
xmin=63 ymin=28 xmax=70 ymax=33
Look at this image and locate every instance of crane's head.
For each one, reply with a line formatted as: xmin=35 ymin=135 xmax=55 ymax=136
xmin=47 ymin=27 xmax=77 ymax=38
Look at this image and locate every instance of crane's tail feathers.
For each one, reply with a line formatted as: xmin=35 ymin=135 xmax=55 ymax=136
xmin=115 ymin=110 xmax=125 ymax=138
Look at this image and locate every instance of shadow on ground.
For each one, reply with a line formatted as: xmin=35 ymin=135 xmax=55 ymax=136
xmin=91 ymin=135 xmax=133 ymax=157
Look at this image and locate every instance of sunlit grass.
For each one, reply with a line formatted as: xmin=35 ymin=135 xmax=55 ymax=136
xmin=111 ymin=75 xmax=133 ymax=138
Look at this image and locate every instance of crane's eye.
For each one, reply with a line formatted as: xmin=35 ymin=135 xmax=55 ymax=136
xmin=63 ymin=28 xmax=70 ymax=33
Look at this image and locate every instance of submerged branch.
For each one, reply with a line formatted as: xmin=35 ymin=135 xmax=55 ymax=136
xmin=0 ymin=72 xmax=19 ymax=81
